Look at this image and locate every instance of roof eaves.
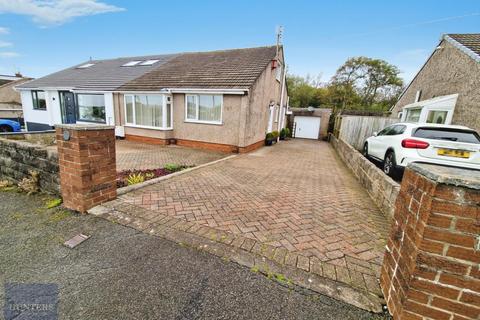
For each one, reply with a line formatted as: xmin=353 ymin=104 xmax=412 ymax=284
xmin=443 ymin=34 xmax=480 ymax=63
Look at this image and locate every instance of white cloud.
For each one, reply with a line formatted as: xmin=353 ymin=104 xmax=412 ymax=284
xmin=0 ymin=26 xmax=9 ymax=34
xmin=0 ymin=51 xmax=20 ymax=58
xmin=0 ymin=0 xmax=125 ymax=26
xmin=0 ymin=40 xmax=12 ymax=48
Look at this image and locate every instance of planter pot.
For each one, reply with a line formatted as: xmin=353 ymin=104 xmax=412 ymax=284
xmin=279 ymin=136 xmax=285 ymax=140
xmin=265 ymin=139 xmax=273 ymax=146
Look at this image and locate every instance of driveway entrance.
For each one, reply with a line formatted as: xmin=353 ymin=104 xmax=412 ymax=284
xmin=96 ymin=140 xmax=389 ymax=308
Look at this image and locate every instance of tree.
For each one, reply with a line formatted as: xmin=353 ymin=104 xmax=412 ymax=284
xmin=331 ymin=57 xmax=404 ymax=110
xmin=286 ymin=74 xmax=323 ymax=108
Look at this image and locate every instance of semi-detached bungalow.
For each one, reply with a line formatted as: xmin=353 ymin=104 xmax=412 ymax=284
xmin=16 ymin=46 xmax=288 ymax=153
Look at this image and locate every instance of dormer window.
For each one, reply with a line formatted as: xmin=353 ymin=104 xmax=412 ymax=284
xmin=122 ymin=61 xmax=142 ymax=67
xmin=77 ymin=63 xmax=95 ymax=69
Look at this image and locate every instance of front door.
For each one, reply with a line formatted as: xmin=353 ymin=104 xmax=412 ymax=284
xmin=60 ymin=91 xmax=76 ymax=124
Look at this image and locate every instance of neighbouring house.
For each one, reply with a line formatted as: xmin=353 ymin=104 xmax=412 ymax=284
xmin=16 ymin=46 xmax=288 ymax=153
xmin=0 ymin=73 xmax=31 ymax=123
xmin=390 ymin=33 xmax=480 ymax=132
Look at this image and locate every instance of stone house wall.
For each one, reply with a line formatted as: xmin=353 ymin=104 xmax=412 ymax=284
xmin=391 ymin=40 xmax=480 ymax=132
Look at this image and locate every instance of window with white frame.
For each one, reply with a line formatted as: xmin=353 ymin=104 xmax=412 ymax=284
xmin=405 ymin=108 xmax=422 ymax=123
xmin=185 ymin=94 xmax=222 ymax=124
xmin=76 ymin=94 xmax=105 ymax=123
xmin=124 ymin=94 xmax=172 ymax=129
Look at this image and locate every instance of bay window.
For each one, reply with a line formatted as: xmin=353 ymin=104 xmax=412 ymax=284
xmin=124 ymin=94 xmax=172 ymax=129
xmin=185 ymin=94 xmax=222 ymax=124
xmin=76 ymin=94 xmax=105 ymax=123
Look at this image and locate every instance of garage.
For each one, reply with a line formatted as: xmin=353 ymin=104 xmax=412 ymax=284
xmin=294 ymin=116 xmax=321 ymax=139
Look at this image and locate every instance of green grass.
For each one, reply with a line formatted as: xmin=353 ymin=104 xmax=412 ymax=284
xmin=45 ymin=198 xmax=62 ymax=209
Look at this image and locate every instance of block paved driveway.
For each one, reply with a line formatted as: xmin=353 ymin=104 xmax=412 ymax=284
xmin=117 ymin=140 xmax=389 ymax=274
xmin=116 ymin=140 xmax=227 ymax=171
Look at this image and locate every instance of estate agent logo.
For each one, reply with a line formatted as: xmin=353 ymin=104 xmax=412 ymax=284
xmin=4 ymin=283 xmax=58 ymax=320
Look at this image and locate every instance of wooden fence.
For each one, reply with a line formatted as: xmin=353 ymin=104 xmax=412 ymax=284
xmin=337 ymin=115 xmax=397 ymax=150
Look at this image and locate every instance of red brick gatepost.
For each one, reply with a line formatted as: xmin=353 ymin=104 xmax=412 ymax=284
xmin=381 ymin=163 xmax=480 ymax=319
xmin=56 ymin=124 xmax=116 ymax=213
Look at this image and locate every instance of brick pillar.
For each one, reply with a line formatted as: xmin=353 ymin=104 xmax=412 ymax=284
xmin=56 ymin=124 xmax=116 ymax=213
xmin=381 ymin=163 xmax=480 ymax=320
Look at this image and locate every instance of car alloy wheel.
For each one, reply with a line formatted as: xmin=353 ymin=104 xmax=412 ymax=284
xmin=383 ymin=152 xmax=394 ymax=175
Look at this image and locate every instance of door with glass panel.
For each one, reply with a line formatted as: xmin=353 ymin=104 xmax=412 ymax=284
xmin=60 ymin=91 xmax=76 ymax=124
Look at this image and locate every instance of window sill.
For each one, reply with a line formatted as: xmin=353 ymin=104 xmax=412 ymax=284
xmin=33 ymin=108 xmax=47 ymax=111
xmin=77 ymin=119 xmax=106 ymax=124
xmin=184 ymin=119 xmax=223 ymax=126
xmin=124 ymin=124 xmax=173 ymax=131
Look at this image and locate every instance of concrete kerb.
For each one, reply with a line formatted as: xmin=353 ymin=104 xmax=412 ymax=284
xmin=117 ymin=154 xmax=238 ymax=195
xmin=88 ymin=203 xmax=385 ymax=313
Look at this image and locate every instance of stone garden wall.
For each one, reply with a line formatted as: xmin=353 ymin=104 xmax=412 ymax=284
xmin=330 ymin=134 xmax=399 ymax=218
xmin=0 ymin=137 xmax=59 ymax=194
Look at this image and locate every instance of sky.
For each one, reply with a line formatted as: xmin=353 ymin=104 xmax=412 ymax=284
xmin=0 ymin=0 xmax=479 ymax=84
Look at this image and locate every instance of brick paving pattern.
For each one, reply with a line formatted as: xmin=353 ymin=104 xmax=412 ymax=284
xmin=95 ymin=140 xmax=390 ymax=307
xmin=116 ymin=140 xmax=389 ymax=274
xmin=116 ymin=140 xmax=227 ymax=171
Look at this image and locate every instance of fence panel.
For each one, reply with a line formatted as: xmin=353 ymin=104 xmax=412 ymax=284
xmin=338 ymin=115 xmax=397 ymax=150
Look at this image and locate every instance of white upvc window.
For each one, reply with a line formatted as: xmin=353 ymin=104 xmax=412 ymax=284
xmin=185 ymin=94 xmax=223 ymax=125
xmin=124 ymin=94 xmax=172 ymax=130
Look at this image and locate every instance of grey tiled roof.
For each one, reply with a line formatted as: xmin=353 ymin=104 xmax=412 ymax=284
xmin=118 ymin=46 xmax=278 ymax=91
xmin=17 ymin=46 xmax=279 ymax=92
xmin=16 ymin=54 xmax=178 ymax=91
xmin=445 ymin=33 xmax=480 ymax=61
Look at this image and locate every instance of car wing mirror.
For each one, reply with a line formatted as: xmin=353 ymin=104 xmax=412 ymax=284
xmin=373 ymin=131 xmax=378 ymax=136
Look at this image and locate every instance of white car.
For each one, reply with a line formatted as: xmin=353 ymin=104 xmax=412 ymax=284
xmin=363 ymin=123 xmax=480 ymax=177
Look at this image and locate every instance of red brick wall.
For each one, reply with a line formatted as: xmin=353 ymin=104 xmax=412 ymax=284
xmin=381 ymin=166 xmax=480 ymax=319
xmin=56 ymin=125 xmax=117 ymax=213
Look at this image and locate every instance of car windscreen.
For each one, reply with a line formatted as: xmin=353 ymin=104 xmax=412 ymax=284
xmin=413 ymin=127 xmax=480 ymax=144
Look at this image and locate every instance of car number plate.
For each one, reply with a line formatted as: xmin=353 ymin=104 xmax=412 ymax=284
xmin=437 ymin=148 xmax=470 ymax=158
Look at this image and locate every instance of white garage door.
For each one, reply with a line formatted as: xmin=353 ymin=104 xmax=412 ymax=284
xmin=294 ymin=116 xmax=321 ymax=139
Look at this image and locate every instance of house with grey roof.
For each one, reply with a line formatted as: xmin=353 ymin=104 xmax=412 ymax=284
xmin=16 ymin=45 xmax=287 ymax=152
xmin=390 ymin=33 xmax=480 ymax=132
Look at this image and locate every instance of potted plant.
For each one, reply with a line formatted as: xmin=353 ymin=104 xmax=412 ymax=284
xmin=279 ymin=128 xmax=286 ymax=140
xmin=285 ymin=127 xmax=291 ymax=140
xmin=265 ymin=132 xmax=274 ymax=146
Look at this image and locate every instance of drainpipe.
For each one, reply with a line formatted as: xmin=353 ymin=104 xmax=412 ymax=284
xmin=278 ymin=69 xmax=287 ymax=141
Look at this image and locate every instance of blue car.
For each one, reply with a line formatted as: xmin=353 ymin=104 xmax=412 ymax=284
xmin=0 ymin=119 xmax=21 ymax=132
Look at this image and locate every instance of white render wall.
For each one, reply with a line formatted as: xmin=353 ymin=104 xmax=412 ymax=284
xmin=21 ymin=90 xmax=114 ymax=130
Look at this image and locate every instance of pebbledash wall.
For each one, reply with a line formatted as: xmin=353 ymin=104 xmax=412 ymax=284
xmin=330 ymin=134 xmax=400 ymax=218
xmin=0 ymin=133 xmax=59 ymax=194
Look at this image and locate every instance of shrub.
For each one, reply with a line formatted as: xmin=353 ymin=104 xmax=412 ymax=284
xmin=280 ymin=128 xmax=286 ymax=139
xmin=265 ymin=132 xmax=274 ymax=140
xmin=271 ymin=131 xmax=279 ymax=138
xmin=164 ymin=163 xmax=182 ymax=173
xmin=285 ymin=127 xmax=291 ymax=137
xmin=127 ymin=173 xmax=145 ymax=185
